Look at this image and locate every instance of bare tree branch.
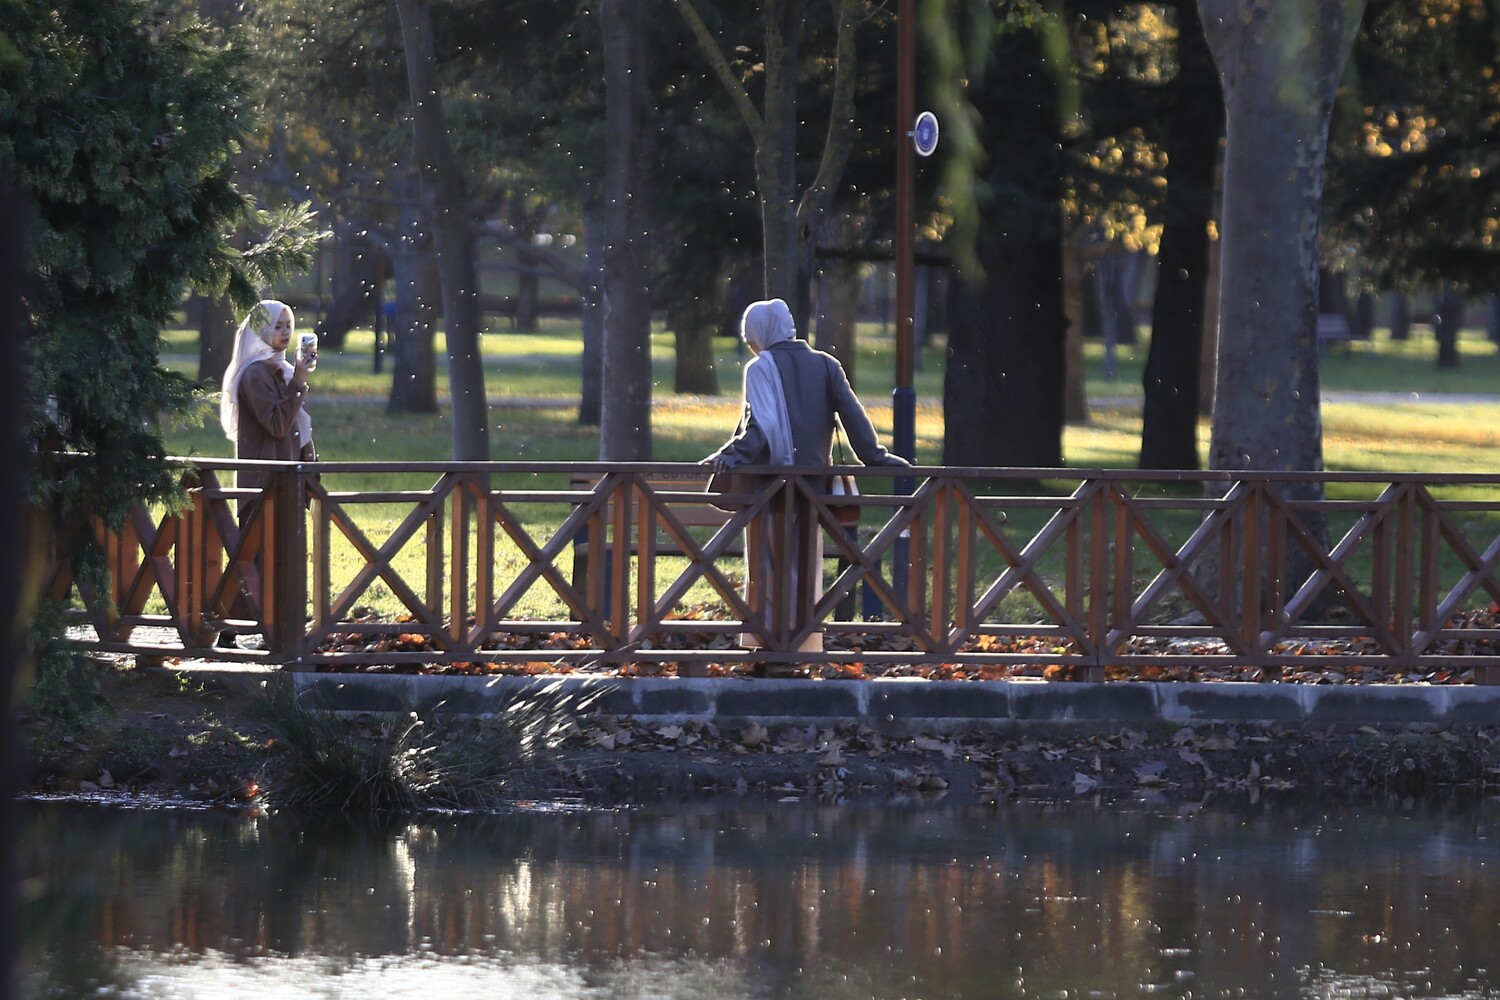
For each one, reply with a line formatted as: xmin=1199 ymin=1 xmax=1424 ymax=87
xmin=672 ymin=0 xmax=765 ymax=141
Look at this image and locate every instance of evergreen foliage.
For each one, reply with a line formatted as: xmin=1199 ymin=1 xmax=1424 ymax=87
xmin=0 ymin=0 xmax=323 ymax=533
xmin=1324 ymin=0 xmax=1500 ymax=293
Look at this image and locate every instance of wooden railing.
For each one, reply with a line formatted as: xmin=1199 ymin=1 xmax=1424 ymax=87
xmin=46 ymin=460 xmax=1500 ymax=682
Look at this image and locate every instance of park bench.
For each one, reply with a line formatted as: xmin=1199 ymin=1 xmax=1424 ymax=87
xmin=1317 ymin=311 xmax=1358 ymax=348
xmin=568 ymin=470 xmax=741 ymax=604
xmin=568 ymin=470 xmax=870 ymax=617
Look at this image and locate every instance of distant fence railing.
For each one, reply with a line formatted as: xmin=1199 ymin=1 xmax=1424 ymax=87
xmin=44 ymin=460 xmax=1500 ymax=683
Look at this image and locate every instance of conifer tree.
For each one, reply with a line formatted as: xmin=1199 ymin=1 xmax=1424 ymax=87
xmin=0 ymin=0 xmax=322 ymax=539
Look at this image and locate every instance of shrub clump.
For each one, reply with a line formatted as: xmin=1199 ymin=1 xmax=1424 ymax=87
xmin=257 ymin=679 xmax=597 ymax=815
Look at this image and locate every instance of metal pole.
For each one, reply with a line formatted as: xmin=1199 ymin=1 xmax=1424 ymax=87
xmin=891 ymin=0 xmax=916 ymax=608
xmin=893 ymin=0 xmax=916 ymax=460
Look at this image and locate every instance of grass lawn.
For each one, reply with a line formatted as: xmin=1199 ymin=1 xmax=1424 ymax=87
xmin=150 ymin=320 xmax=1500 ymax=626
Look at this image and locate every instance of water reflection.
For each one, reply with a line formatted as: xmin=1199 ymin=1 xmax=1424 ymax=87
xmin=20 ymin=798 xmax=1499 ymax=998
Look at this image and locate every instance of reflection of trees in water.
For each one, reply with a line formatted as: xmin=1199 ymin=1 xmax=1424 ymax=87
xmin=20 ymin=800 xmax=1500 ymax=997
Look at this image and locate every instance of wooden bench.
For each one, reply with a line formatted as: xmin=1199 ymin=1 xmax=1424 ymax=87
xmin=1318 ymin=312 xmax=1358 ymax=348
xmin=569 ymin=471 xmax=741 ymax=606
xmin=568 ymin=471 xmax=867 ymax=617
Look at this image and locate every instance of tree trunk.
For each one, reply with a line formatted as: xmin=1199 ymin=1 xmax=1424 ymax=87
xmin=0 ymin=189 xmax=25 ymax=1000
xmin=313 ymin=238 xmax=382 ymax=350
xmin=1062 ymin=242 xmax=1091 ymax=423
xmin=196 ymin=294 xmax=236 ymax=387
xmin=1200 ymin=0 xmax=1364 ymax=479
xmin=1349 ymin=288 xmax=1375 ymax=339
xmin=675 ymin=0 xmax=860 ymax=333
xmin=1141 ymin=0 xmax=1222 ymax=470
xmin=1488 ymin=294 xmax=1500 ymax=347
xmin=815 ymin=254 xmax=862 ymax=384
xmin=671 ymin=316 xmax=720 ymax=395
xmin=758 ymin=0 xmax=801 ymax=307
xmin=1386 ymin=290 xmax=1411 ymax=341
xmin=943 ymin=233 xmax=1066 ymax=467
xmin=578 ymin=202 xmax=604 ymax=426
xmin=393 ymin=0 xmax=489 ymax=461
xmin=514 ymin=250 xmax=540 ymax=333
xmin=1200 ymin=0 xmax=1364 ymax=607
xmin=1199 ymin=235 xmax=1220 ymax=416
xmin=599 ymin=0 xmax=654 ymax=461
xmin=387 ymin=179 xmax=439 ymax=415
xmin=1101 ymin=248 xmax=1142 ymax=346
xmin=1434 ymin=282 xmax=1463 ymax=368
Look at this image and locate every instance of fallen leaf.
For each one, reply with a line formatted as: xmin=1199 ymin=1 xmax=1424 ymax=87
xmin=914 ymin=736 xmax=957 ymax=760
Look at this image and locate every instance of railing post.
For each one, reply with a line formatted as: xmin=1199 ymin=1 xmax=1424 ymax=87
xmin=263 ymin=466 xmax=309 ymax=670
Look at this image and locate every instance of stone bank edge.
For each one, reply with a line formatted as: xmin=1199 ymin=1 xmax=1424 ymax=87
xmin=172 ymin=668 xmax=1500 ymax=734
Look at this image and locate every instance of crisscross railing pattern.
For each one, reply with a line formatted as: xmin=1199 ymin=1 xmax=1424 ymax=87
xmin=45 ymin=460 xmax=1500 ymax=682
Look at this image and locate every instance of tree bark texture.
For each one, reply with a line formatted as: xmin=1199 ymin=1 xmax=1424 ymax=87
xmin=1434 ymin=282 xmax=1463 ymax=368
xmin=578 ymin=202 xmax=604 ymax=426
xmin=1062 ymin=244 xmax=1091 ymax=423
xmin=393 ymin=0 xmax=490 ymax=461
xmin=0 ymin=188 xmax=24 ymax=1000
xmin=387 ymin=173 xmax=439 ymax=414
xmin=599 ymin=0 xmax=655 ymax=461
xmin=1199 ymin=0 xmax=1364 ymax=479
xmin=756 ymin=0 xmax=801 ymax=307
xmin=1140 ymin=0 xmax=1222 ymax=470
xmin=815 ymin=255 xmax=862 ymax=384
xmin=675 ymin=0 xmax=860 ymax=331
xmin=943 ymin=234 xmax=1066 ymax=468
xmin=313 ymin=237 xmax=383 ymax=350
xmin=1386 ymin=290 xmax=1410 ymax=341
xmin=195 ymin=294 xmax=235 ymax=387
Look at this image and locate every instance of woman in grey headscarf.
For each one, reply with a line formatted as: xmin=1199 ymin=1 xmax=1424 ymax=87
xmin=704 ymin=298 xmax=908 ymax=653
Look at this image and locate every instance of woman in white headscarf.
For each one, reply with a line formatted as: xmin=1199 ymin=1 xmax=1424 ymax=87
xmin=219 ymin=299 xmax=316 ymax=504
xmin=704 ymin=298 xmax=908 ymax=655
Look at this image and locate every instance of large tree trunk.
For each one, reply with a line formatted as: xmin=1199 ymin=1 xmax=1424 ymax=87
xmin=195 ymin=294 xmax=235 ymax=387
xmin=387 ymin=177 xmax=439 ymax=414
xmin=1062 ymin=242 xmax=1091 ymax=423
xmin=599 ymin=0 xmax=654 ymax=461
xmin=675 ymin=0 xmax=860 ymax=332
xmin=1434 ymin=282 xmax=1464 ymax=368
xmin=578 ymin=202 xmax=605 ymax=426
xmin=815 ymin=255 xmax=861 ymax=384
xmin=0 ymin=189 xmax=25 ymax=1000
xmin=670 ymin=313 xmax=720 ymax=395
xmin=943 ymin=234 xmax=1066 ymax=467
xmin=1140 ymin=0 xmax=1222 ymax=470
xmin=1386 ymin=290 xmax=1411 ymax=340
xmin=1200 ymin=0 xmax=1364 ymax=607
xmin=313 ymin=237 xmax=382 ymax=350
xmin=758 ymin=0 xmax=801 ymax=307
xmin=513 ymin=249 xmax=540 ymax=333
xmin=393 ymin=0 xmax=489 ymax=461
xmin=1200 ymin=0 xmax=1363 ymax=478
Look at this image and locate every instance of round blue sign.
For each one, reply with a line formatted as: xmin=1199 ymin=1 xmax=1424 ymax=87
xmin=913 ymin=111 xmax=939 ymax=157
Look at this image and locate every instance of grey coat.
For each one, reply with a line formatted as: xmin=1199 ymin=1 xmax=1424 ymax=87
xmin=711 ymin=340 xmax=908 ymax=470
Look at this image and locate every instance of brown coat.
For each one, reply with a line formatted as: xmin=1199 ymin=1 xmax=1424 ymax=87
xmin=235 ymin=360 xmax=312 ymax=493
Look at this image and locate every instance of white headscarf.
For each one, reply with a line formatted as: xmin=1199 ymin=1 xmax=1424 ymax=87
xmin=219 ymin=300 xmax=311 ymax=447
xmin=740 ymin=299 xmax=796 ymax=465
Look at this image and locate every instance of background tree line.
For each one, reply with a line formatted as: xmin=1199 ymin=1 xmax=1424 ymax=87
xmin=5 ymin=0 xmax=1500 ymax=528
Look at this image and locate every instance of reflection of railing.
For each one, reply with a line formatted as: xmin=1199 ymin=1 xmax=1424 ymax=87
xmin=46 ymin=460 xmax=1500 ymax=682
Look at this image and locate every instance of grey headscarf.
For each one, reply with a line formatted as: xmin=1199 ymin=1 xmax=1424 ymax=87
xmin=740 ymin=299 xmax=796 ymax=465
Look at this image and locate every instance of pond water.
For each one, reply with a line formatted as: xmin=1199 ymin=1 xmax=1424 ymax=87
xmin=18 ymin=796 xmax=1499 ymax=999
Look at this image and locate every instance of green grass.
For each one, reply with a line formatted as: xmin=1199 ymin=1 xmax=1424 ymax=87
xmin=149 ymin=319 xmax=1500 ymax=627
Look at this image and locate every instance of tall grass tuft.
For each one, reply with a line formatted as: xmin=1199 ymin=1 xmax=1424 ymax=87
xmin=257 ymin=679 xmax=603 ymax=815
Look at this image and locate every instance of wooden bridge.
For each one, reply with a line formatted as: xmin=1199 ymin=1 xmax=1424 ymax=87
xmin=44 ymin=460 xmax=1500 ymax=683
